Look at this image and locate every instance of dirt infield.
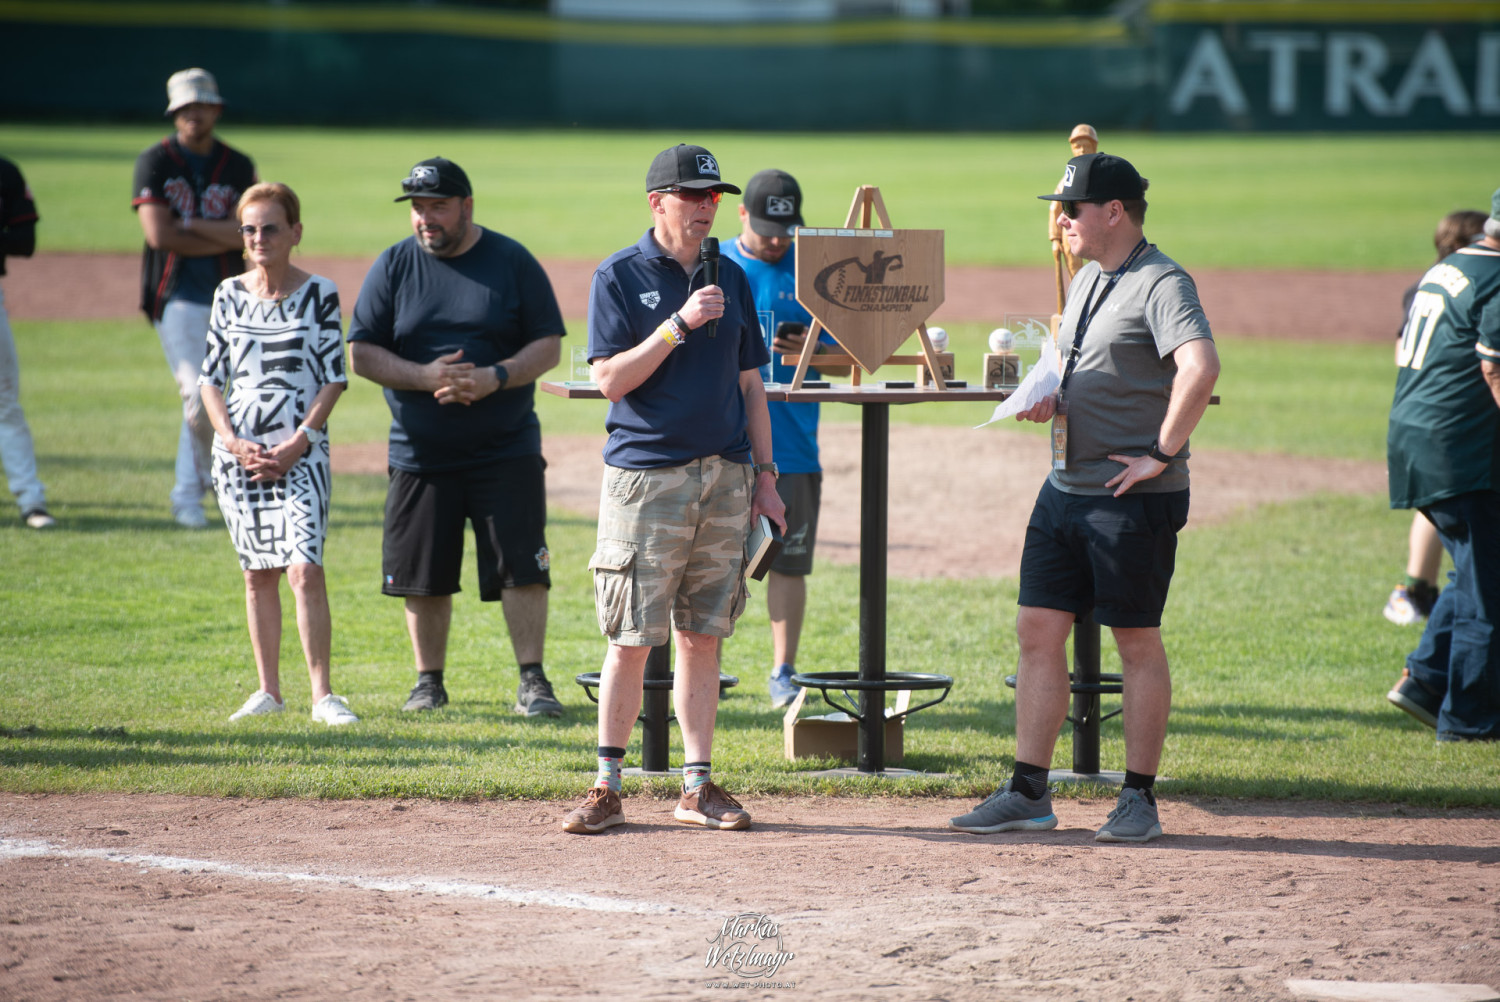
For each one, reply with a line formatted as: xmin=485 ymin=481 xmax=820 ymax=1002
xmin=3 ymin=793 xmax=1497 ymax=1001
xmin=4 ymin=251 xmax=1407 ymax=342
xmin=10 ymin=255 xmax=1497 ymax=1001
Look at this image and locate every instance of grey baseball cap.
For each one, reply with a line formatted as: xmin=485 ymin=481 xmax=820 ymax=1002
xmin=646 ymin=144 xmax=740 ymax=193
xmin=743 ymin=169 xmax=804 ymax=237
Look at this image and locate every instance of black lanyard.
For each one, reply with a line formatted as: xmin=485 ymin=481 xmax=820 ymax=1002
xmin=1058 ymin=238 xmax=1149 ymax=397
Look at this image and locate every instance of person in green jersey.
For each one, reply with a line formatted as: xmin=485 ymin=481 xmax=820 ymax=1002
xmin=1385 ymin=188 xmax=1500 ymax=742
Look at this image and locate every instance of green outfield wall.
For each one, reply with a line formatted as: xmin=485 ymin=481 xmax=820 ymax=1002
xmin=1 ymin=0 xmax=1495 ymax=130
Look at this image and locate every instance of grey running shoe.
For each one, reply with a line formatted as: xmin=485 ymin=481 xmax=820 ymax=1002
xmin=1387 ymin=668 xmax=1439 ymax=729
xmin=1095 ymin=787 xmax=1163 ymax=843
xmin=514 ymin=671 xmax=563 ymax=717
xmin=402 ymin=674 xmax=448 ymax=712
xmin=562 ymin=786 xmax=625 ymax=834
xmin=948 ymin=779 xmax=1058 ymax=834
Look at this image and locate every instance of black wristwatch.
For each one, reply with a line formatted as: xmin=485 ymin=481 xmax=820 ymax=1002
xmin=493 ymin=363 xmax=510 ymax=390
xmin=1147 ymin=440 xmax=1176 ymax=464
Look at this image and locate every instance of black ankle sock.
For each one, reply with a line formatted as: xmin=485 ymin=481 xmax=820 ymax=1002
xmin=1124 ymin=770 xmax=1156 ymax=804
xmin=420 ymin=670 xmax=444 ymax=686
xmin=519 ymin=662 xmax=544 ymax=677
xmin=1011 ymin=760 xmax=1050 ymax=800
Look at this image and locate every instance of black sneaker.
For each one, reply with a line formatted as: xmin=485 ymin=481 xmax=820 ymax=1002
xmin=514 ymin=670 xmax=563 ymax=717
xmin=402 ymin=673 xmax=448 ymax=712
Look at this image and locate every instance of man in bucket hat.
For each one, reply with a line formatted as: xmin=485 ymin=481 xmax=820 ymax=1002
xmin=951 ymin=152 xmax=1220 ymax=844
xmin=132 ymin=68 xmax=257 ymax=528
xmin=349 ymin=157 xmax=568 ymax=719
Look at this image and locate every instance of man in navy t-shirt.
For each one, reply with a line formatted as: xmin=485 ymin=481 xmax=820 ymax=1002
xmin=723 ymin=169 xmax=848 ymax=709
xmin=349 ymin=158 xmax=567 ymax=718
xmin=561 ymin=144 xmax=785 ymax=836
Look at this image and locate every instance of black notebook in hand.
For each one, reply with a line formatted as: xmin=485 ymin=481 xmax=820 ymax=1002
xmin=746 ymin=515 xmax=783 ymax=581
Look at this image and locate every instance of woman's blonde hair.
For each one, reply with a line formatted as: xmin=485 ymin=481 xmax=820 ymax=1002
xmin=236 ymin=182 xmax=300 ymax=225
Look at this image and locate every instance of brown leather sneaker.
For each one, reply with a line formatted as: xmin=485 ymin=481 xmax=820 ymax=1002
xmin=674 ymin=780 xmax=751 ymax=830
xmin=561 ymin=786 xmax=625 ymax=834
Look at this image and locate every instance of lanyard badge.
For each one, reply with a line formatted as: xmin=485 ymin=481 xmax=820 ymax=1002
xmin=1050 ymin=238 xmax=1149 ymax=473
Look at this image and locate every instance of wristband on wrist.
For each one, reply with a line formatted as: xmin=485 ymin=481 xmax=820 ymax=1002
xmin=1147 ymin=440 xmax=1176 ymax=464
xmin=670 ymin=312 xmax=689 ymax=336
xmin=659 ymin=322 xmax=686 ymax=347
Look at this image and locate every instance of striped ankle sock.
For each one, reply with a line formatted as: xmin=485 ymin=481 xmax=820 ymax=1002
xmin=683 ymin=761 xmax=711 ymax=792
xmin=596 ymin=746 xmax=625 ymax=792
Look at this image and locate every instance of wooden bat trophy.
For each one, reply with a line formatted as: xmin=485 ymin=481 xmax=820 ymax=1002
xmin=1047 ymin=123 xmax=1099 ymax=318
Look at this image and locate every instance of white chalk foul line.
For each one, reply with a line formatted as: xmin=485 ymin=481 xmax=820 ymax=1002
xmin=0 ymin=837 xmax=683 ymax=916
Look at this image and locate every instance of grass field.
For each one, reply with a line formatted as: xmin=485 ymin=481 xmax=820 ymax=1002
xmin=2 ymin=124 xmax=1498 ymax=270
xmin=1 ymin=312 xmax=1494 ymax=808
xmin=1 ymin=124 xmax=1496 ymax=809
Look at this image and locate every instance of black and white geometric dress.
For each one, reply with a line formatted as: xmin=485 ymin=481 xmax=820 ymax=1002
xmin=199 ymin=275 xmax=347 ymax=570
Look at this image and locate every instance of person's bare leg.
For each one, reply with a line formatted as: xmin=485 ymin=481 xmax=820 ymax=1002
xmin=404 ymin=595 xmax=451 ymax=674
xmin=1409 ymin=513 xmax=1443 ymax=584
xmin=597 ymin=643 xmax=650 ymax=749
xmin=767 ymin=571 xmax=806 ymax=668
xmin=674 ymin=630 xmax=723 ymax=763
xmin=1013 ymin=605 xmax=1076 ymax=769
xmin=500 ymin=583 xmax=547 ymax=664
xmin=244 ymin=568 xmax=284 ymax=700
xmin=288 ymin=563 xmax=332 ymax=701
xmin=1112 ymin=626 xmax=1171 ymax=776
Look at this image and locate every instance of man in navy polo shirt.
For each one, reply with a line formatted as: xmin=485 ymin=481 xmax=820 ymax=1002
xmin=349 ymin=157 xmax=567 ymax=719
xmin=562 ymin=144 xmax=786 ymax=835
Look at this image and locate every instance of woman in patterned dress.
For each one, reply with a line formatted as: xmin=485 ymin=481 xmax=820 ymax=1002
xmin=199 ymin=182 xmax=356 ymax=726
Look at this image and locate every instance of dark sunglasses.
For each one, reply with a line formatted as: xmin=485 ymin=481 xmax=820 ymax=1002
xmin=655 ymin=186 xmax=723 ymax=205
xmin=238 ymin=223 xmax=283 ymax=237
xmin=1059 ymin=199 xmax=1108 ymax=220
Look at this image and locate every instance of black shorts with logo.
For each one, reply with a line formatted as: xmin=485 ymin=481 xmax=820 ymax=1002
xmin=1017 ymin=480 xmax=1189 ymax=629
xmin=381 ymin=455 xmax=550 ymax=601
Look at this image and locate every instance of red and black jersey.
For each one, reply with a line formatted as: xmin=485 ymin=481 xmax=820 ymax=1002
xmin=0 ymin=155 xmax=39 ymax=277
xmin=131 ymin=134 xmax=256 ymax=321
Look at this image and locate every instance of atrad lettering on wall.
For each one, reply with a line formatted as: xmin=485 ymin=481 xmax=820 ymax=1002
xmin=1165 ymin=24 xmax=1500 ymax=127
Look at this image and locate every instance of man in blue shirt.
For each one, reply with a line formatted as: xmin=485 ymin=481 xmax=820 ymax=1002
xmin=349 ymin=158 xmax=567 ymax=719
xmin=723 ymin=169 xmax=847 ymax=708
xmin=563 ymin=144 xmax=786 ymax=835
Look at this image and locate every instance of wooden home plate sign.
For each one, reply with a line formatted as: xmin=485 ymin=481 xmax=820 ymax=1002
xmin=795 ymin=227 xmax=945 ymax=374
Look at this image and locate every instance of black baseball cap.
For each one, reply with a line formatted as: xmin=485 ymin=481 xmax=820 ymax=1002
xmin=394 ymin=157 xmax=472 ymax=202
xmin=743 ymin=169 xmax=804 ymax=237
xmin=1038 ymin=153 xmax=1145 ymax=204
xmin=646 ymin=144 xmax=741 ymax=194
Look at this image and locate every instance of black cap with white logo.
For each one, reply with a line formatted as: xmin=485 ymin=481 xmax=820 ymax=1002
xmin=395 ymin=157 xmax=472 ymax=202
xmin=646 ymin=144 xmax=741 ymax=193
xmin=743 ymin=169 xmax=804 ymax=237
xmin=1038 ymin=153 xmax=1145 ymax=204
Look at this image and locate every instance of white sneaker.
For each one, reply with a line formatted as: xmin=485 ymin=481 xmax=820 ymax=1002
xmin=229 ymin=690 xmax=284 ymax=721
xmin=311 ymin=693 xmax=359 ymax=726
xmin=23 ymin=509 xmax=55 ymax=529
xmin=174 ymin=506 xmax=209 ymax=529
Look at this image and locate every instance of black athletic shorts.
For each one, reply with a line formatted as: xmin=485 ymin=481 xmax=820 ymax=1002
xmin=381 ymin=455 xmax=551 ymax=601
xmin=1017 ymin=480 xmax=1189 ymax=629
xmin=770 ymin=472 xmax=822 ymax=577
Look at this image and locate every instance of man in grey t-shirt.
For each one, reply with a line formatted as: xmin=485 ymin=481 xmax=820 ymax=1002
xmin=950 ymin=153 xmax=1220 ymax=844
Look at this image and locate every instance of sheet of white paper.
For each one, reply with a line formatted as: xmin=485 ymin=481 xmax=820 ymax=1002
xmin=974 ymin=335 xmax=1062 ymax=428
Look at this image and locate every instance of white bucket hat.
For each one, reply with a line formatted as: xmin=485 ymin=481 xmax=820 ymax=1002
xmin=165 ymin=68 xmax=223 ymax=115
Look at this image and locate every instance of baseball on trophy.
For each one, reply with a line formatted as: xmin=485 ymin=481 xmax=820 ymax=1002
xmin=988 ymin=328 xmax=1014 ymax=353
xmin=926 ymin=326 xmax=948 ymax=352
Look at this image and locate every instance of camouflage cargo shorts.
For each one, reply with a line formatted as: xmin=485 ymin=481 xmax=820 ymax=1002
xmin=589 ymin=456 xmax=753 ymax=646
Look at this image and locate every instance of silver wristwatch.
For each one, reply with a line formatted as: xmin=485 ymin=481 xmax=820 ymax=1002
xmin=753 ymin=462 xmax=779 ymax=478
xmin=298 ymin=424 xmax=326 ymax=447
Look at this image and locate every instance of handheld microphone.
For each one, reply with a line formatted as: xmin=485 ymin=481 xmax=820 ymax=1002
xmin=700 ymin=237 xmax=720 ymax=338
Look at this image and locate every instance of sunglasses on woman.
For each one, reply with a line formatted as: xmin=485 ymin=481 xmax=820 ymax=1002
xmin=238 ymin=223 xmax=282 ymax=237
